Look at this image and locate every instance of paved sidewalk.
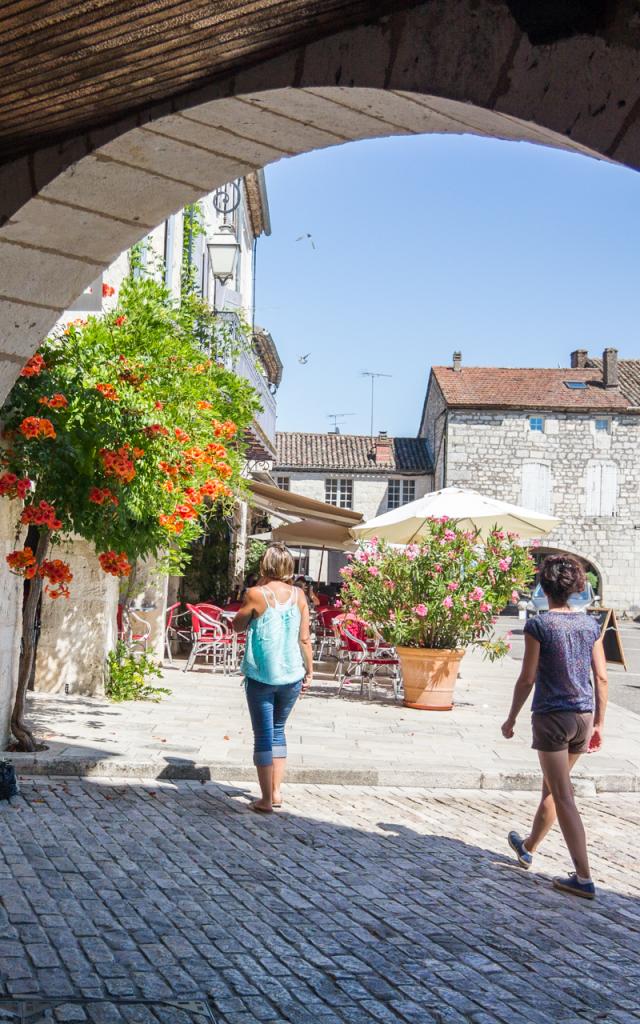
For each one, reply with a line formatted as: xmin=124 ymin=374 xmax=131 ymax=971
xmin=8 ymin=643 xmax=640 ymax=790
xmin=1 ymin=780 xmax=640 ymax=1023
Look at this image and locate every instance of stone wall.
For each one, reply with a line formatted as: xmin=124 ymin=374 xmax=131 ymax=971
xmin=418 ymin=378 xmax=447 ymax=489
xmin=444 ymin=409 xmax=640 ymax=610
xmin=34 ymin=540 xmax=119 ymax=696
xmin=0 ymin=501 xmax=25 ymax=748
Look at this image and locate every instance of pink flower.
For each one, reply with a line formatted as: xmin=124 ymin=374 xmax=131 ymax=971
xmin=442 ymin=596 xmax=453 ymax=609
xmin=355 ymin=550 xmax=369 ymax=563
xmin=346 ymin=552 xmax=354 ymax=561
xmin=413 ymin=603 xmax=428 ymax=618
xmin=498 ymin=557 xmax=512 ymax=571
xmin=480 ymin=602 xmax=492 ymax=613
xmin=495 ymin=530 xmax=506 ymax=540
xmin=405 ymin=544 xmax=420 ymax=561
xmin=511 ymin=590 xmax=520 ymax=603
xmin=444 ymin=530 xmax=456 ymax=541
xmin=389 ymin=610 xmax=396 ymax=621
xmin=334 ymin=599 xmax=342 ymax=609
xmin=470 ymin=587 xmax=484 ymax=601
xmin=447 ymin=581 xmax=459 ymax=591
xmin=340 ymin=566 xmax=353 ymax=578
xmin=383 ymin=579 xmax=396 ymax=591
xmin=532 ymin=538 xmax=541 ymax=548
xmin=433 ymin=564 xmax=443 ymax=574
xmin=463 ymin=613 xmax=469 ymax=621
xmin=439 ymin=516 xmax=449 ymax=523
xmin=368 ymin=566 xmax=380 ymax=577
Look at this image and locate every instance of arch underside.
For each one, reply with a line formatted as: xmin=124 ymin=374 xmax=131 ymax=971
xmin=1 ymin=0 xmax=640 ymax=401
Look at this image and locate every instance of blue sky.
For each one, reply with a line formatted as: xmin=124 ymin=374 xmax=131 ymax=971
xmin=255 ymin=134 xmax=639 ymax=439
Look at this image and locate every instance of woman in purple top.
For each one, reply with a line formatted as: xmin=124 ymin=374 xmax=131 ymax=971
xmin=502 ymin=555 xmax=608 ymax=899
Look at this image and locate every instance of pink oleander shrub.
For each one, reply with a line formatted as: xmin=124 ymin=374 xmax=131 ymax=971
xmin=339 ymin=518 xmax=534 ymax=660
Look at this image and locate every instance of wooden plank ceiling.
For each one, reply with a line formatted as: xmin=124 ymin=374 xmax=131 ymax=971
xmin=0 ymin=0 xmax=411 ymax=161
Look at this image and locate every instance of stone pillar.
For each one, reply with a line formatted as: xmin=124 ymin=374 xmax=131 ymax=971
xmin=34 ymin=539 xmax=118 ymax=696
xmin=127 ymin=555 xmax=168 ymax=662
xmin=232 ymin=499 xmax=249 ymax=592
xmin=0 ymin=500 xmax=25 ymax=748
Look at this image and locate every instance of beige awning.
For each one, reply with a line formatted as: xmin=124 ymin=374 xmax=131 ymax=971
xmin=269 ymin=519 xmax=355 ymax=551
xmin=248 ymin=480 xmax=363 ymax=527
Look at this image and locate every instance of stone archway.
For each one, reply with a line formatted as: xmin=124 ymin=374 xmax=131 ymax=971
xmin=532 ymin=546 xmax=606 ymax=600
xmin=2 ymin=0 xmax=640 ymax=405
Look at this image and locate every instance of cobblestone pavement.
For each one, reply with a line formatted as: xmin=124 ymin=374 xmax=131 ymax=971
xmin=1 ymin=780 xmax=640 ymax=1023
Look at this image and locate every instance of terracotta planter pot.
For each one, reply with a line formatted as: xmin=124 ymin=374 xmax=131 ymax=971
xmin=397 ymin=646 xmax=465 ymax=710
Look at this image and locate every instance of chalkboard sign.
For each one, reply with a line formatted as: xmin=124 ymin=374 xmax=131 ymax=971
xmin=587 ymin=608 xmax=627 ymax=669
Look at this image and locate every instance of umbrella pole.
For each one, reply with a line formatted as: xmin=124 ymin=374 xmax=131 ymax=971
xmin=317 ymin=545 xmax=326 ymax=583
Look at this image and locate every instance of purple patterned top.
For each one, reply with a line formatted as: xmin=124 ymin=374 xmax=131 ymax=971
xmin=524 ymin=611 xmax=600 ymax=714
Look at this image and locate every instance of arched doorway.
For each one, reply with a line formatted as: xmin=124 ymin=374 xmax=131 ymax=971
xmin=531 ymin=545 xmax=605 ymax=600
xmin=2 ymin=1 xmax=640 ymax=402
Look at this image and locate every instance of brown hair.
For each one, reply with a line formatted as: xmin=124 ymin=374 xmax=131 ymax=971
xmin=260 ymin=543 xmax=295 ymax=582
xmin=538 ymin=554 xmax=586 ymax=603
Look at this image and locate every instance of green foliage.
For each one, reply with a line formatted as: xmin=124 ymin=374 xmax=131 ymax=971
xmin=1 ymin=274 xmax=261 ymax=579
xmin=106 ymin=642 xmax=170 ymax=702
xmin=339 ymin=521 xmax=535 ymax=659
xmin=246 ymin=539 xmax=267 ymax=577
xmin=178 ymin=511 xmax=233 ymax=604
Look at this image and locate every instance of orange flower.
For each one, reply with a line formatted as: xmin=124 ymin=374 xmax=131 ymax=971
xmin=21 ymin=500 xmax=62 ymax=531
xmin=99 ymin=447 xmax=135 ymax=483
xmin=211 ymin=419 xmax=237 ymax=440
xmin=98 ymin=551 xmax=132 ymax=577
xmin=216 ymin=463 xmax=233 ymax=480
xmin=39 ymin=559 xmax=73 ymax=597
xmin=159 ymin=513 xmax=184 ymax=534
xmin=95 ymin=383 xmax=119 ymax=401
xmin=155 ymin=401 xmax=164 ymax=410
xmin=19 ymin=417 xmax=56 ymax=440
xmin=143 ymin=423 xmax=170 ymax=439
xmin=6 ymin=547 xmax=37 ymax=579
xmin=89 ymin=487 xmax=119 ymax=507
xmin=63 ymin=318 xmax=87 ymax=335
xmin=20 ymin=354 xmax=46 ymax=378
xmin=131 ymin=447 xmax=145 ymax=460
xmin=196 ymin=401 xmax=212 ymax=410
xmin=159 ymin=461 xmax=178 ymax=477
xmin=102 ymin=283 xmax=115 ymax=298
xmin=0 ymin=473 xmax=31 ymax=499
xmin=114 ymin=315 xmax=127 ymax=327
xmin=39 ymin=393 xmax=68 ymax=410
xmin=193 ymin=360 xmax=212 ymax=374
xmin=175 ymin=503 xmax=198 ymax=521
xmin=174 ymin=428 xmax=190 ymax=444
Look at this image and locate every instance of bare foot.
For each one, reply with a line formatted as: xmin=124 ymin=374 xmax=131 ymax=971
xmin=272 ymin=791 xmax=283 ymax=808
xmin=250 ymin=800 xmax=273 ymax=813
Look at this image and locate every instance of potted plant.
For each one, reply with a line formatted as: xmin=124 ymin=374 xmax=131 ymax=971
xmin=339 ymin=518 xmax=534 ymax=709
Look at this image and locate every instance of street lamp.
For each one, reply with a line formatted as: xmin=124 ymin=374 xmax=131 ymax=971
xmin=207 ymin=224 xmax=240 ymax=285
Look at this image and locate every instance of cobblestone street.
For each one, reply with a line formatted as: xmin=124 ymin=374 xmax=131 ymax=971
xmin=1 ymin=780 xmax=639 ymax=1023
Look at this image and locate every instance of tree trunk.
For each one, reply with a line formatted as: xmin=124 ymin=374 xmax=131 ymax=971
xmin=10 ymin=530 xmax=49 ymax=752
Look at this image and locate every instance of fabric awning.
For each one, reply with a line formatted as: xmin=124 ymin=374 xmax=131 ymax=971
xmin=248 ymin=480 xmax=363 ymax=527
xmin=269 ymin=519 xmax=355 ymax=551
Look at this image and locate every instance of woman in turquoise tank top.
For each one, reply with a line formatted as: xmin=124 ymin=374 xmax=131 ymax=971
xmin=233 ymin=543 xmax=313 ymax=812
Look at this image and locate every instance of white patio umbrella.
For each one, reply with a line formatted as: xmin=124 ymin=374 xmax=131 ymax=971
xmin=351 ymin=486 xmax=560 ymax=543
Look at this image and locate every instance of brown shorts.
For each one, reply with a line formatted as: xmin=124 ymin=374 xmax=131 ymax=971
xmin=532 ymin=711 xmax=594 ymax=754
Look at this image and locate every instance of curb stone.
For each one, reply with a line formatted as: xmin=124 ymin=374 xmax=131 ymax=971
xmin=5 ymin=754 xmax=640 ymax=792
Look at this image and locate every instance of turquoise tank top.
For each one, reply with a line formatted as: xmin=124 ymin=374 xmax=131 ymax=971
xmin=241 ymin=585 xmax=305 ymax=686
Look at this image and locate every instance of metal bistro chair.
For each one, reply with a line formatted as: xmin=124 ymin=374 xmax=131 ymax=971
xmin=117 ymin=604 xmax=152 ymax=653
xmin=336 ymin=616 xmax=401 ymax=701
xmin=184 ymin=603 xmax=235 ymax=673
xmin=315 ymin=606 xmax=344 ymax=662
xmin=164 ymin=602 xmax=193 ymax=664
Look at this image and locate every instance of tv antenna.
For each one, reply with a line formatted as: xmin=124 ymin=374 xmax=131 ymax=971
xmin=360 ymin=371 xmax=392 ymax=437
xmin=327 ymin=412 xmax=355 ymax=434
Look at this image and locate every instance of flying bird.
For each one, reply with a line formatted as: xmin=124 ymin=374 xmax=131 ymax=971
xmin=295 ymin=233 xmax=316 ymax=250
xmin=298 ymin=353 xmax=311 ymax=365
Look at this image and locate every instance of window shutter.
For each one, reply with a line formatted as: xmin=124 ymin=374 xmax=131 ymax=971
xmin=585 ymin=463 xmax=600 ymax=516
xmin=521 ymin=463 xmax=551 ymax=514
xmin=600 ymin=463 xmax=617 ymax=516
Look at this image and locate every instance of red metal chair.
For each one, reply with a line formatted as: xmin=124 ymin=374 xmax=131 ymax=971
xmin=336 ymin=616 xmax=401 ymax=700
xmin=117 ymin=604 xmax=152 ymax=653
xmin=164 ymin=602 xmax=192 ymax=663
xmin=184 ymin=603 xmax=235 ymax=673
xmin=315 ymin=606 xmax=344 ymax=662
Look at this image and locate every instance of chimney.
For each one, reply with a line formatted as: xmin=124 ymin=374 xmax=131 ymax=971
xmin=375 ymin=430 xmax=392 ymax=465
xmin=570 ymin=349 xmax=588 ymax=369
xmin=452 ymin=351 xmax=462 ymax=372
xmin=603 ymin=347 xmax=619 ymax=388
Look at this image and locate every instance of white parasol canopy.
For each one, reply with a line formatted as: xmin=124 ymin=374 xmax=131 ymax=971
xmin=351 ymin=486 xmax=560 ymax=543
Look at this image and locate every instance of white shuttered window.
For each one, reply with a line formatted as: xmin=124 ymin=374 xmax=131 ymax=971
xmin=521 ymin=463 xmax=551 ymax=514
xmin=585 ymin=462 xmax=617 ymax=517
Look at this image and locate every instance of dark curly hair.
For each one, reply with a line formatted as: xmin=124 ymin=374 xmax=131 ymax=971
xmin=538 ymin=555 xmax=586 ymax=603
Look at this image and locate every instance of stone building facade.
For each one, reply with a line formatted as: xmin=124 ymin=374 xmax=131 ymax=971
xmin=419 ymin=349 xmax=640 ymax=611
xmin=274 ymin=432 xmax=433 ymax=583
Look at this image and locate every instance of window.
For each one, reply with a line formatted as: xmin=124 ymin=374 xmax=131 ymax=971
xmin=387 ymin=479 xmax=416 ymax=510
xmin=564 ymin=381 xmax=587 ymax=390
xmin=521 ymin=462 xmax=551 ymax=514
xmin=325 ymin=478 xmax=353 ymax=509
xmin=276 ymin=476 xmax=290 ymax=491
xmin=595 ymin=417 xmax=610 ymax=433
xmin=585 ymin=462 xmax=617 ymax=516
xmin=529 ymin=416 xmax=544 ymax=433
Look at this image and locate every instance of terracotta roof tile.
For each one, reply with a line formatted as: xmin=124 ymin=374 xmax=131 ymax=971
xmin=585 ymin=358 xmax=640 ymax=407
xmin=276 ymin=433 xmax=432 ymax=474
xmin=432 ymin=366 xmax=633 ymax=412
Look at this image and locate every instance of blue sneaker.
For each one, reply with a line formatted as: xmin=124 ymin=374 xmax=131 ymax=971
xmin=508 ymin=830 xmax=533 ymax=869
xmin=552 ymin=873 xmax=596 ymax=900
